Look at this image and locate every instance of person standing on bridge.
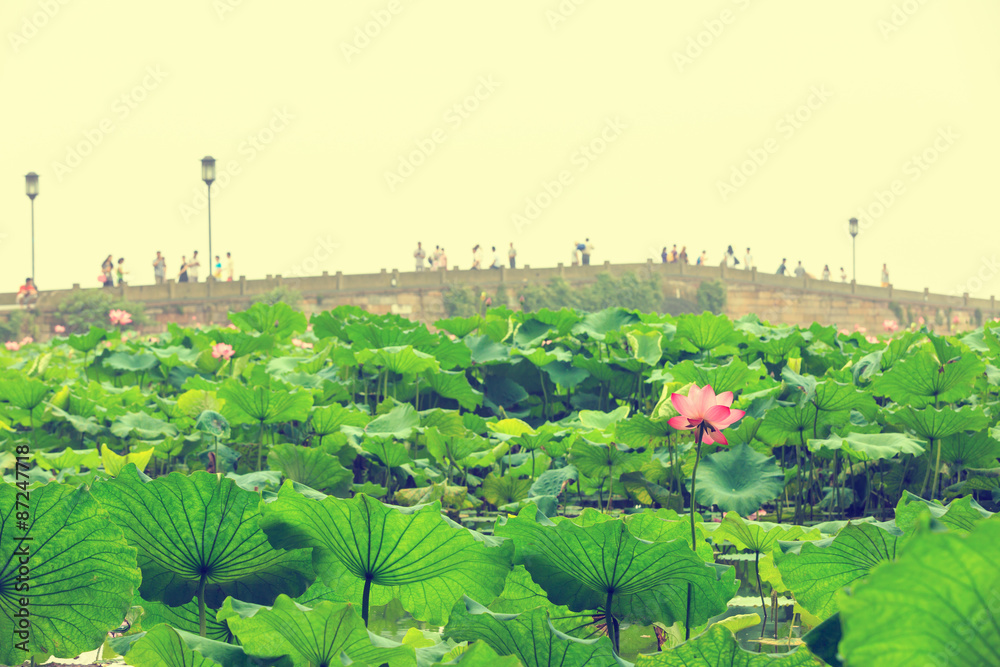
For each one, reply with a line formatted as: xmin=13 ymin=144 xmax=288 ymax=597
xmin=743 ymin=248 xmax=753 ymax=270
xmin=583 ymin=238 xmax=594 ymax=265
xmin=698 ymin=250 xmax=707 ymax=265
xmin=840 ymin=267 xmax=847 ymax=282
xmin=822 ymin=265 xmax=831 ymax=280
xmin=508 ymin=243 xmax=517 ymax=268
xmin=178 ymin=256 xmax=189 ymax=283
xmin=794 ymin=261 xmax=806 ymax=278
xmin=414 ymin=243 xmax=426 ymax=271
xmin=225 ymin=252 xmax=235 ymax=281
xmin=188 ymin=252 xmax=201 ymax=282
xmin=679 ymin=246 xmax=689 ymax=263
xmin=776 ymin=258 xmax=787 ymax=275
xmin=116 ymin=258 xmax=129 ymax=286
xmin=101 ymin=255 xmax=114 ymax=288
xmin=881 ymin=264 xmax=890 ymax=287
xmin=152 ymin=252 xmax=166 ymax=285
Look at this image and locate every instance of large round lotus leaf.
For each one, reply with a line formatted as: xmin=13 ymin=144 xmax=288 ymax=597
xmin=870 ymin=346 xmax=983 ymax=407
xmin=110 ymin=622 xmax=292 ymax=667
xmin=267 ymin=443 xmax=353 ymax=496
xmin=633 ymin=624 xmax=822 ymax=666
xmin=839 ymin=520 xmax=1000 ymax=666
xmin=774 ymin=522 xmax=902 ymax=620
xmin=0 ymin=482 xmax=141 ymax=665
xmin=495 ymin=505 xmax=738 ymax=628
xmin=91 ymin=465 xmax=314 ymax=608
xmin=259 ymin=485 xmax=513 ymax=625
xmin=692 ymin=443 xmax=785 ymax=517
xmin=443 ymin=597 xmax=622 ymax=667
xmin=222 ymin=595 xmax=415 ymax=667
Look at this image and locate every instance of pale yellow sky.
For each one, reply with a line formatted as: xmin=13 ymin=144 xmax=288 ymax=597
xmin=2 ymin=0 xmax=998 ymax=297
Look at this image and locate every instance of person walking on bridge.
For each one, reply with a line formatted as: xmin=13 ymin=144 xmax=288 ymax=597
xmin=152 ymin=252 xmax=166 ymax=285
xmin=508 ymin=243 xmax=517 ymax=268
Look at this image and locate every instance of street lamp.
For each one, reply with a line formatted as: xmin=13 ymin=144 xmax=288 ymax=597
xmin=201 ymin=157 xmax=216 ymax=280
xmin=25 ymin=172 xmax=39 ymax=281
xmin=848 ymin=217 xmax=859 ymax=283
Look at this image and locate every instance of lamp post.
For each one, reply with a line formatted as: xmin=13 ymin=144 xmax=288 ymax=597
xmin=848 ymin=217 xmax=859 ymax=283
xmin=25 ymin=172 xmax=39 ymax=281
xmin=201 ymin=157 xmax=216 ymax=280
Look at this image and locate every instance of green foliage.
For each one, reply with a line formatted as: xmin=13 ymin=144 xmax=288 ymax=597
xmin=444 ymin=285 xmax=481 ymax=317
xmin=52 ymin=289 xmax=149 ymax=333
xmin=253 ymin=284 xmax=304 ymax=308
xmin=0 ymin=310 xmax=37 ymax=343
xmin=697 ymin=279 xmax=728 ymax=314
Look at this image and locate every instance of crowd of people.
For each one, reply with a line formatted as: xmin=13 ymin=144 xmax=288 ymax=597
xmin=98 ymin=251 xmax=236 ymax=287
xmin=413 ymin=242 xmax=521 ymax=271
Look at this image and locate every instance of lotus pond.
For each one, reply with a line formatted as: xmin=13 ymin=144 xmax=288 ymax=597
xmin=1 ymin=302 xmax=998 ymax=667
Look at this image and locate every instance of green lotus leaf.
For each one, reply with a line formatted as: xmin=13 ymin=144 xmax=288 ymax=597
xmin=106 ymin=351 xmax=159 ymax=373
xmin=870 ymin=345 xmax=983 ymax=407
xmin=570 ymin=438 xmax=643 ymax=481
xmin=110 ymin=411 xmax=180 ymax=440
xmin=839 ymin=520 xmax=1000 ymax=666
xmin=33 ymin=446 xmax=102 ymax=471
xmin=139 ymin=597 xmax=234 ymax=643
xmin=91 ymin=465 xmax=314 ymax=608
xmin=258 ymin=486 xmax=514 ymax=625
xmin=109 ymin=622 xmax=291 ymax=667
xmin=223 ymin=595 xmax=415 ymax=667
xmin=495 ymin=506 xmax=738 ymax=628
xmin=229 ymin=302 xmax=307 ymax=339
xmin=939 ymin=430 xmax=1000 ymax=469
xmin=0 ymin=376 xmax=50 ymax=411
xmin=435 ymin=315 xmax=483 ymax=338
xmin=572 ymin=308 xmax=640 ymax=341
xmin=66 ymin=326 xmax=107 ymax=353
xmin=424 ymin=369 xmax=484 ymax=410
xmin=46 ymin=404 xmax=108 ymax=437
xmin=624 ymin=511 xmax=714 ymax=562
xmin=481 ymin=473 xmax=532 ymax=506
xmin=894 ymin=491 xmax=993 ymax=534
xmin=692 ymin=443 xmax=785 ymax=516
xmin=464 ymin=335 xmax=510 ymax=365
xmin=811 ymin=381 xmax=878 ymax=420
xmin=443 ymin=598 xmax=625 ymax=667
xmin=364 ymin=403 xmax=419 ymax=438
xmin=633 ymin=624 xmax=822 ymax=666
xmin=196 ymin=410 xmax=231 ymax=439
xmin=757 ymin=404 xmax=816 ymax=446
xmin=361 ymin=436 xmax=412 ymax=469
xmin=484 ymin=375 xmax=529 ymax=407
xmin=807 ymin=431 xmax=925 ymax=462
xmin=267 ymin=443 xmax=353 ymax=496
xmin=774 ymin=522 xmax=902 ymax=619
xmin=577 ymin=406 xmax=630 ymax=431
xmin=310 ymin=404 xmax=370 ymax=439
xmin=675 ymin=312 xmax=741 ymax=353
xmin=671 ymin=358 xmax=752 ymax=395
xmin=512 ymin=347 xmax=571 ymax=367
xmin=529 ymin=465 xmax=578 ymax=497
xmin=884 ymin=405 xmax=989 ymax=441
xmin=219 ymin=380 xmax=314 ymax=425
xmin=0 ymin=483 xmax=141 ymax=664
xmin=345 ymin=320 xmax=438 ymax=349
xmin=625 ymin=329 xmax=663 ymax=366
xmin=615 ymin=414 xmax=673 ymax=449
xmin=207 ymin=329 xmax=276 ymax=358
xmin=356 ymin=345 xmax=440 ymax=375
xmin=487 ymin=418 xmax=535 ymax=438
xmin=180 ymin=390 xmax=227 ymax=420
xmin=712 ymin=512 xmax=821 ymax=554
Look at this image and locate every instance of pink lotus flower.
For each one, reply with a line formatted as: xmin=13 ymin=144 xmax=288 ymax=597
xmin=148 ymin=337 xmax=159 ymax=343
xmin=20 ymin=337 xmax=33 ymax=345
xmin=485 ymin=297 xmax=492 ymax=306
xmin=121 ymin=334 xmax=127 ymax=342
xmin=668 ymin=384 xmax=746 ymax=445
xmin=747 ymin=510 xmax=762 ymax=521
xmin=952 ymin=315 xmax=960 ymax=324
xmin=109 ymin=309 xmax=133 ymax=326
xmin=883 ymin=319 xmax=898 ymax=332
xmin=838 ymin=328 xmax=849 ymax=335
xmin=866 ymin=334 xmax=879 ymax=344
xmin=291 ymin=338 xmax=303 ymax=347
xmin=53 ymin=325 xmax=66 ymax=334
xmin=211 ymin=342 xmax=235 ymax=360
xmin=5 ymin=341 xmax=20 ymax=351
xmin=300 ymin=341 xmax=313 ymax=350
xmin=918 ymin=316 xmax=925 ymax=325
xmin=306 ymin=324 xmax=313 ymax=332
xmin=227 ymin=323 xmax=238 ymax=330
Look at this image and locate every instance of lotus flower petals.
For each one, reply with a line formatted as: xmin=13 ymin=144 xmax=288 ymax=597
xmin=669 ymin=384 xmax=745 ymax=443
xmin=108 ymin=309 xmax=133 ymax=326
xmin=5 ymin=341 xmax=20 ymax=351
xmin=670 ymin=393 xmax=698 ymax=422
xmin=211 ymin=342 xmax=235 ymax=360
xmin=668 ymin=415 xmax=693 ymax=430
xmin=54 ymin=324 xmax=66 ymax=333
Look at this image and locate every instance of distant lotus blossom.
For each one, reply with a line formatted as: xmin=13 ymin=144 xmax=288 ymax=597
xmin=918 ymin=316 xmax=926 ymax=325
xmin=109 ymin=309 xmax=132 ymax=326
xmin=300 ymin=341 xmax=313 ymax=350
xmin=485 ymin=297 xmax=492 ymax=306
xmin=121 ymin=334 xmax=128 ymax=342
xmin=5 ymin=341 xmax=20 ymax=351
xmin=227 ymin=323 xmax=238 ymax=329
xmin=952 ymin=315 xmax=960 ymax=324
xmin=306 ymin=324 xmax=313 ymax=332
xmin=883 ymin=319 xmax=898 ymax=332
xmin=148 ymin=337 xmax=159 ymax=343
xmin=20 ymin=337 xmax=33 ymax=345
xmin=866 ymin=334 xmax=879 ymax=344
xmin=291 ymin=338 xmax=303 ymax=347
xmin=211 ymin=342 xmax=235 ymax=360
xmin=853 ymin=324 xmax=867 ymax=333
xmin=838 ymin=328 xmax=850 ymax=335
xmin=53 ymin=325 xmax=66 ymax=334
xmin=668 ymin=384 xmax=746 ymax=445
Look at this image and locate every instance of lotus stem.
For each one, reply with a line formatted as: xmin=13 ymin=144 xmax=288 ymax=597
xmin=197 ymin=574 xmax=208 ymax=637
xmin=931 ymin=438 xmax=944 ymax=499
xmin=756 ymin=550 xmax=767 ymax=640
xmin=362 ymin=576 xmax=373 ymax=627
xmin=605 ymin=589 xmax=619 ymax=654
